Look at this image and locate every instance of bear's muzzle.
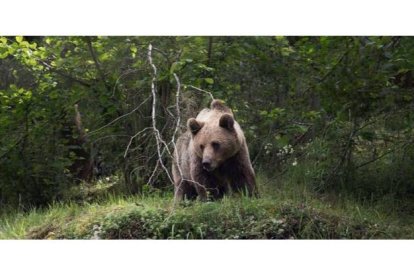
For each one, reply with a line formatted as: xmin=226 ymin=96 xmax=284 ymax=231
xmin=202 ymin=158 xmax=214 ymax=172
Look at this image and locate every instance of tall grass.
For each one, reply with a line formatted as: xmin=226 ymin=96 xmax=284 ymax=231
xmin=1 ymin=173 xmax=413 ymax=239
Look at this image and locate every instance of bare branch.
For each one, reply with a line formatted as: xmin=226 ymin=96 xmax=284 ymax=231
xmin=111 ymin=69 xmax=142 ymax=97
xmin=356 ymin=139 xmax=413 ymax=169
xmin=170 ymin=72 xmax=186 ymax=202
xmin=37 ymin=59 xmax=92 ymax=88
xmin=147 ymin=44 xmax=174 ymax=185
xmin=90 ymin=135 xmax=131 ymax=144
xmin=146 ymin=47 xmax=206 ymax=203
xmin=123 ymin=127 xmax=152 ymax=158
xmin=171 ymin=73 xmax=182 ymax=144
xmin=187 ymin=85 xmax=215 ymax=101
xmin=87 ymin=96 xmax=151 ymax=137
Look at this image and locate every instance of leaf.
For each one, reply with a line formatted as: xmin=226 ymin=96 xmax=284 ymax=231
xmin=275 ymin=135 xmax=289 ymax=147
xmin=294 ymin=124 xmax=308 ymax=134
xmin=28 ymin=58 xmax=37 ymax=66
xmin=204 ymin=78 xmax=214 ymax=85
xmin=0 ymin=51 xmax=8 ymax=59
xmin=29 ymin=42 xmax=37 ymax=49
xmin=170 ymin=62 xmax=181 ymax=74
xmin=15 ymin=36 xmax=23 ymax=43
xmin=130 ymin=45 xmax=137 ymax=58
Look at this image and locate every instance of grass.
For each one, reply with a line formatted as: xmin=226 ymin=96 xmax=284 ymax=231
xmin=1 ymin=174 xmax=413 ymax=239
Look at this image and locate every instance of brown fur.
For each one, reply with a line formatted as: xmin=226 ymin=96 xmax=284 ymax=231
xmin=172 ymin=100 xmax=257 ymax=200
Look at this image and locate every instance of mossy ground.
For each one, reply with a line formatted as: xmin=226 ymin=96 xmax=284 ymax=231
xmin=1 ymin=175 xmax=413 ymax=239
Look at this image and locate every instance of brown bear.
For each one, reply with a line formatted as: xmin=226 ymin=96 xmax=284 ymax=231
xmin=172 ymin=100 xmax=257 ymax=200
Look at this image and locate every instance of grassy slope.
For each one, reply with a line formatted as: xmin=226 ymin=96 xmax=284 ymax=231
xmin=1 ymin=176 xmax=413 ymax=239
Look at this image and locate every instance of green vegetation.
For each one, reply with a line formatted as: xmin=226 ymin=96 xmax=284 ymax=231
xmin=1 ymin=174 xmax=413 ymax=239
xmin=1 ymin=36 xmax=413 ymax=239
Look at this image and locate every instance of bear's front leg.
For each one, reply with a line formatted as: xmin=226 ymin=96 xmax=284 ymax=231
xmin=233 ymin=162 xmax=258 ymax=197
xmin=191 ymin=158 xmax=224 ymax=200
xmin=241 ymin=167 xmax=258 ymax=197
xmin=191 ymin=164 xmax=211 ymax=201
xmin=174 ymin=180 xmax=197 ymax=201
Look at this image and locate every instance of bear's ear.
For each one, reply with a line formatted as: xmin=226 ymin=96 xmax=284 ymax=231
xmin=188 ymin=118 xmax=204 ymax=135
xmin=219 ymin=114 xmax=235 ymax=131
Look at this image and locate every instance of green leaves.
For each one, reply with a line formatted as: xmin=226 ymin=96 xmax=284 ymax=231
xmin=275 ymin=134 xmax=289 ymax=147
xmin=1 ymin=35 xmax=414 ymax=209
xmin=204 ymin=78 xmax=214 ymax=85
xmin=260 ymin=108 xmax=286 ymax=120
xmin=130 ymin=45 xmax=137 ymax=58
xmin=0 ymin=37 xmax=10 ymax=59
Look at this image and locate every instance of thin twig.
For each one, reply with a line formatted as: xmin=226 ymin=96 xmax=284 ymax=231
xmin=123 ymin=127 xmax=152 ymax=158
xmin=356 ymin=139 xmax=413 ymax=169
xmin=187 ymin=85 xmax=215 ymax=101
xmin=38 ymin=59 xmax=92 ymax=88
xmin=111 ymin=69 xmax=141 ymax=97
xmin=87 ymin=96 xmax=151 ymax=137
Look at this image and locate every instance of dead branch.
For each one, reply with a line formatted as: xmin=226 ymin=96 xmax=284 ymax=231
xmin=111 ymin=69 xmax=142 ymax=97
xmin=87 ymin=95 xmax=151 ymax=137
xmin=38 ymin=59 xmax=92 ymax=88
xmin=147 ymin=44 xmax=174 ymax=185
xmin=123 ymin=127 xmax=152 ymax=158
xmin=356 ymin=139 xmax=413 ymax=169
xmin=187 ymin=85 xmax=215 ymax=101
xmin=171 ymin=72 xmax=187 ymax=202
xmin=146 ymin=46 xmax=207 ymax=203
xmin=116 ymin=44 xmax=209 ymax=201
xmin=172 ymin=73 xmax=182 ymax=142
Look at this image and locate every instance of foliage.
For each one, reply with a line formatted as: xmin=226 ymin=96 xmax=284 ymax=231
xmin=1 ymin=188 xmax=410 ymax=240
xmin=1 ymin=36 xmax=414 ymax=210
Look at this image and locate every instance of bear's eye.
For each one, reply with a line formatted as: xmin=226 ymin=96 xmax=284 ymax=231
xmin=200 ymin=145 xmax=205 ymax=150
xmin=212 ymin=142 xmax=220 ymax=150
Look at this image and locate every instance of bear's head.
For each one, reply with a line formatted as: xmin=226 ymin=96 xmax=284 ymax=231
xmin=187 ymin=100 xmax=241 ymax=172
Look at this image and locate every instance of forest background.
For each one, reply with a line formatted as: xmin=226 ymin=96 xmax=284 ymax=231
xmin=0 ymin=36 xmax=413 ymax=239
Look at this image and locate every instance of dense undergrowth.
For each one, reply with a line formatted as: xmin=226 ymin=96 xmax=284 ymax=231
xmin=1 ymin=174 xmax=413 ymax=239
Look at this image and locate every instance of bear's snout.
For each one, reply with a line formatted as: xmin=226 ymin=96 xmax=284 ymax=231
xmin=202 ymin=158 xmax=213 ymax=171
